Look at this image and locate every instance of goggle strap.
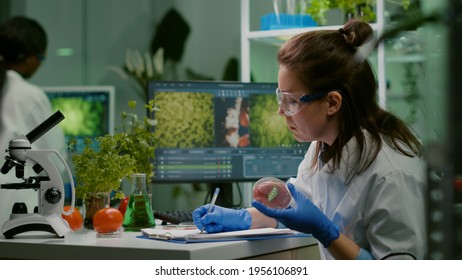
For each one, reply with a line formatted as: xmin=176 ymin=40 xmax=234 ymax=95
xmin=299 ymin=92 xmax=328 ymax=103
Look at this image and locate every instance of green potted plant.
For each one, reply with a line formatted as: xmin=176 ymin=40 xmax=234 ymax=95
xmin=114 ymin=99 xmax=159 ymax=213
xmin=118 ymin=99 xmax=159 ymax=181
xmin=71 ymin=133 xmax=136 ymax=228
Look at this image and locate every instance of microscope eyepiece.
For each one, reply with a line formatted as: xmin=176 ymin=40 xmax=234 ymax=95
xmin=25 ymin=111 xmax=64 ymax=144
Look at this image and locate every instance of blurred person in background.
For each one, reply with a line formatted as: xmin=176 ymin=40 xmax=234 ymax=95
xmin=0 ymin=16 xmax=67 ymax=227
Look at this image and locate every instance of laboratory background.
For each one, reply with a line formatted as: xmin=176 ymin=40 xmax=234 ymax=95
xmin=0 ymin=0 xmax=460 ymax=259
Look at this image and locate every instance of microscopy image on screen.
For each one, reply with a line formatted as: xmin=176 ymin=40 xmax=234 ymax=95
xmin=248 ymin=93 xmax=299 ymax=147
xmin=49 ymin=96 xmax=108 ymax=137
xmin=215 ymin=96 xmax=250 ymax=148
xmin=148 ymin=81 xmax=310 ymax=182
xmin=153 ymin=91 xmax=215 ymax=148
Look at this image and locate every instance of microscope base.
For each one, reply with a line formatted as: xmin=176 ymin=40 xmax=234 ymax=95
xmin=1 ymin=214 xmax=70 ymax=239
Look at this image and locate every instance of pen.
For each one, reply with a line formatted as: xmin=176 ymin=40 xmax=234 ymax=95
xmin=201 ymin=187 xmax=220 ymax=234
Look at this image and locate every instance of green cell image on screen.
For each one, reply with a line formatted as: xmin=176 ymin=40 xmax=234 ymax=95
xmin=153 ymin=91 xmax=214 ymax=148
xmin=249 ymin=93 xmax=298 ymax=147
xmin=49 ymin=96 xmax=108 ymax=137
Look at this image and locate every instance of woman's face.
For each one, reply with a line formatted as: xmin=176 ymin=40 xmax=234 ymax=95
xmin=277 ymin=65 xmax=339 ymax=145
xmin=22 ymin=53 xmax=44 ymax=79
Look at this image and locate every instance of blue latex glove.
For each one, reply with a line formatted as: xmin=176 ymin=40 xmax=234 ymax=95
xmin=192 ymin=204 xmax=252 ymax=233
xmin=252 ymin=183 xmax=339 ymax=247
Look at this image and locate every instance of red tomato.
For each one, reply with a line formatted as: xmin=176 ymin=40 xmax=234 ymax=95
xmin=62 ymin=206 xmax=83 ymax=230
xmin=118 ymin=196 xmax=129 ymax=216
xmin=93 ymin=207 xmax=123 ymax=233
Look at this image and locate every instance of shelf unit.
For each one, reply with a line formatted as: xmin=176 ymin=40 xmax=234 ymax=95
xmin=240 ymin=0 xmax=387 ymax=108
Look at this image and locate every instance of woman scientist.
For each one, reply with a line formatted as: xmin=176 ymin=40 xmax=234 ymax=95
xmin=193 ymin=19 xmax=426 ymax=260
xmin=0 ymin=16 xmax=67 ymax=227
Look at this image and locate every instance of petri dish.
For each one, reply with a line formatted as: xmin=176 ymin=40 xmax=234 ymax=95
xmin=253 ymin=177 xmax=291 ymax=209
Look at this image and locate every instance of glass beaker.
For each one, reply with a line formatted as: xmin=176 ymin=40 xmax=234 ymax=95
xmin=122 ymin=173 xmax=155 ymax=231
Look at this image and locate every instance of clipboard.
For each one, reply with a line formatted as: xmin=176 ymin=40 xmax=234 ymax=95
xmin=139 ymin=227 xmax=310 ymax=243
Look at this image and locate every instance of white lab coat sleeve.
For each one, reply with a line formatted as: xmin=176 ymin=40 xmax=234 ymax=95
xmin=363 ymin=170 xmax=426 ymax=260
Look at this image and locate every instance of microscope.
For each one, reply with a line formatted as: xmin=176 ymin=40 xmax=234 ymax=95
xmin=1 ymin=111 xmax=75 ymax=239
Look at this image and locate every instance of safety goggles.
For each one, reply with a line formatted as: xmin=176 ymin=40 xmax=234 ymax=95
xmin=276 ymin=88 xmax=328 ymax=116
xmin=36 ymin=53 xmax=46 ymax=62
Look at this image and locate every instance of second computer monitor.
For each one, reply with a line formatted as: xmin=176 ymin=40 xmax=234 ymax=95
xmin=148 ymin=81 xmax=310 ymax=183
xmin=43 ymin=85 xmax=115 ymax=153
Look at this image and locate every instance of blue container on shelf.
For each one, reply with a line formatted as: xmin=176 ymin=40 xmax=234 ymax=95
xmin=260 ymin=13 xmax=318 ymax=30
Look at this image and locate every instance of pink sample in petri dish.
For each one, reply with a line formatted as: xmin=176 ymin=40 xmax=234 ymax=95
xmin=253 ymin=177 xmax=291 ymax=209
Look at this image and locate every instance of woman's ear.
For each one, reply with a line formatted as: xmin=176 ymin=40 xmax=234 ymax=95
xmin=326 ymin=91 xmax=342 ymax=115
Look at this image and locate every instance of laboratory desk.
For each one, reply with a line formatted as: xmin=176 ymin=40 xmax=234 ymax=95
xmin=0 ymin=230 xmax=320 ymax=260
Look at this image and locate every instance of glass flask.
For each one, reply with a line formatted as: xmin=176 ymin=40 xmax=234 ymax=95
xmin=122 ymin=173 xmax=155 ymax=231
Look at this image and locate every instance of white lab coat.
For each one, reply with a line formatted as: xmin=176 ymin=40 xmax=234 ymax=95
xmin=0 ymin=70 xmax=68 ymax=227
xmin=288 ymin=131 xmax=427 ymax=260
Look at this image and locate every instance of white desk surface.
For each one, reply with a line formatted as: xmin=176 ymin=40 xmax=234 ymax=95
xmin=0 ymin=230 xmax=318 ymax=260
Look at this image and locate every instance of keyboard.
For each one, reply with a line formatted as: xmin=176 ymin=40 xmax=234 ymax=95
xmin=154 ymin=209 xmax=194 ymax=225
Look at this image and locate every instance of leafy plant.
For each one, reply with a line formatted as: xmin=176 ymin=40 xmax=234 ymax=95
xmin=333 ymin=0 xmax=377 ymax=22
xmin=107 ymin=48 xmax=164 ymax=100
xmin=71 ymin=134 xmax=137 ymax=200
xmin=306 ymin=0 xmax=332 ymax=25
xmin=71 ymin=99 xmax=159 ymax=200
xmin=306 ymin=0 xmax=412 ymax=25
xmin=118 ymin=99 xmax=159 ymax=181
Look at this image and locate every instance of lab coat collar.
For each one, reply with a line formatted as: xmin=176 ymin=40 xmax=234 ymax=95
xmin=6 ymin=70 xmax=25 ymax=81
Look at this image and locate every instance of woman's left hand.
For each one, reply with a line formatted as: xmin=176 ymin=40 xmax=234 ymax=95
xmin=252 ymin=183 xmax=339 ymax=247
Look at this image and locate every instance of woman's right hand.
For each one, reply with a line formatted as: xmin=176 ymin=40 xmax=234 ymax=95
xmin=252 ymin=183 xmax=340 ymax=247
xmin=192 ymin=205 xmax=252 ymax=233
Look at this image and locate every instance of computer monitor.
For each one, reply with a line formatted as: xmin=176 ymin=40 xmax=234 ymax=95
xmin=148 ymin=81 xmax=309 ymax=184
xmin=42 ymin=86 xmax=115 ymax=154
